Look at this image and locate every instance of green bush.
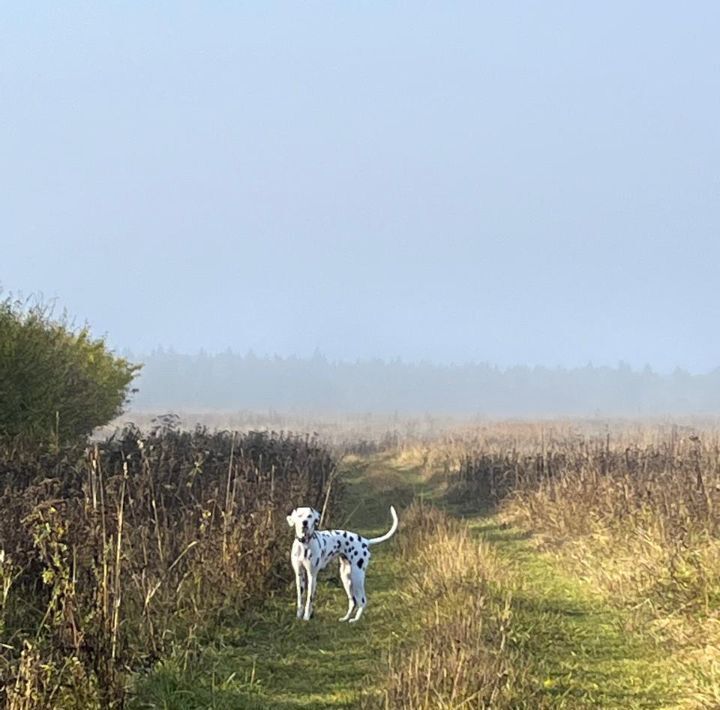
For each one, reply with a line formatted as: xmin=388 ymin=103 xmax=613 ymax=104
xmin=0 ymin=297 xmax=140 ymax=447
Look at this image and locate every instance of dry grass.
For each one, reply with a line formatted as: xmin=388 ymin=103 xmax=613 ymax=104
xmin=441 ymin=423 xmax=720 ymax=706
xmin=367 ymin=502 xmax=522 ymax=709
xmin=0 ymin=424 xmax=338 ymax=709
xmin=103 ymin=410 xmax=462 ymax=454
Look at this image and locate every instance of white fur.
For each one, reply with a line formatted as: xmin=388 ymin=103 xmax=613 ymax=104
xmin=287 ymin=505 xmax=398 ymax=622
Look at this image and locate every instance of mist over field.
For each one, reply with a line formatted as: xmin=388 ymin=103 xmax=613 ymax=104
xmin=3 ymin=3 xmax=720 ymax=397
xmin=128 ymin=350 xmax=720 ymax=417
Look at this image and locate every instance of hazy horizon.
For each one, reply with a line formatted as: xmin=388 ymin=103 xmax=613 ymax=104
xmin=117 ymin=349 xmax=720 ymax=417
xmin=3 ymin=3 xmax=720 ymax=375
xmin=123 ymin=346 xmax=716 ymax=377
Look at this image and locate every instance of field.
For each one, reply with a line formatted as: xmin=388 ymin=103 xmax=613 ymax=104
xmin=2 ymin=417 xmax=719 ymax=708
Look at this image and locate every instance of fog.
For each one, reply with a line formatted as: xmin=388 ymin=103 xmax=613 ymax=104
xmin=3 ymin=4 xmax=720 ymax=414
xmin=127 ymin=351 xmax=720 ymax=417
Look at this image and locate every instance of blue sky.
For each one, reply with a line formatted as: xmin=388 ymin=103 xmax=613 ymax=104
xmin=2 ymin=2 xmax=719 ymax=372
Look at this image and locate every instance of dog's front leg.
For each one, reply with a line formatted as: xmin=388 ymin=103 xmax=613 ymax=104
xmin=291 ymin=542 xmax=306 ymax=619
xmin=303 ymin=568 xmax=317 ymax=621
xmin=294 ymin=566 xmax=307 ymax=619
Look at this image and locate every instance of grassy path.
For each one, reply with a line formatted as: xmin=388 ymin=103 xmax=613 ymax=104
xmin=131 ymin=455 xmax=426 ymax=709
xmin=472 ymin=518 xmax=679 ymax=708
xmin=132 ymin=453 xmax=680 ymax=709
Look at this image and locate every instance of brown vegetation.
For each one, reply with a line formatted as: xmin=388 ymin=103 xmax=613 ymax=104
xmin=443 ymin=422 xmax=720 ymax=705
xmin=0 ymin=422 xmax=338 ymax=708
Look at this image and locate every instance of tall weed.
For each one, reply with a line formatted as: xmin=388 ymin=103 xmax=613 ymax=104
xmin=0 ymin=425 xmax=338 ymax=708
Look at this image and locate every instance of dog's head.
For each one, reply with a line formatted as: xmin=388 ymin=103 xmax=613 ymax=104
xmin=287 ymin=507 xmax=321 ymax=543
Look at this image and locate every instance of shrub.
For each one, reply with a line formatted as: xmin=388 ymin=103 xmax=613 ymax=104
xmin=0 ymin=297 xmax=139 ymax=447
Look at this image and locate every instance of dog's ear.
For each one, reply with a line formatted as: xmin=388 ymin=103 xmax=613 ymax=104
xmin=313 ymin=509 xmax=321 ymax=527
xmin=286 ymin=509 xmax=296 ymax=527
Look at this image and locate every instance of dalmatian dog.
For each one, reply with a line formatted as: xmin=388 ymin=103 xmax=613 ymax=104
xmin=287 ymin=505 xmax=398 ymax=622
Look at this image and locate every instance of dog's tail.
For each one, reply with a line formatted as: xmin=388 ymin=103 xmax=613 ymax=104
xmin=367 ymin=506 xmax=398 ymax=546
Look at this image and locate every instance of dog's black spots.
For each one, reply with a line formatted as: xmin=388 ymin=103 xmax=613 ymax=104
xmin=362 ymin=543 xmax=367 ymax=549
xmin=357 ymin=559 xmax=364 ymax=569
xmin=304 ymin=548 xmax=310 ymax=558
xmin=362 ymin=596 xmax=366 ymax=604
xmin=342 ymin=531 xmax=347 ymax=538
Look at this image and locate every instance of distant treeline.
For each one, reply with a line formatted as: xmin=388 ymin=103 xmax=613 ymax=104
xmin=125 ymin=350 xmax=720 ymax=416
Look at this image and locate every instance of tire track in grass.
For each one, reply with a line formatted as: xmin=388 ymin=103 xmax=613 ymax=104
xmin=469 ymin=518 xmax=681 ymax=708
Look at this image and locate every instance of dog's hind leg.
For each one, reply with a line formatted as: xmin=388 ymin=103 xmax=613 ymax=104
xmin=348 ymin=567 xmax=367 ymax=623
xmin=338 ymin=558 xmax=355 ymax=622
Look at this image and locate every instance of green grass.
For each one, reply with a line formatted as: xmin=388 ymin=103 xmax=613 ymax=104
xmin=130 ymin=453 xmax=683 ymax=709
xmin=129 ymin=454 xmax=427 ymax=709
xmin=472 ymin=518 xmax=681 ymax=708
